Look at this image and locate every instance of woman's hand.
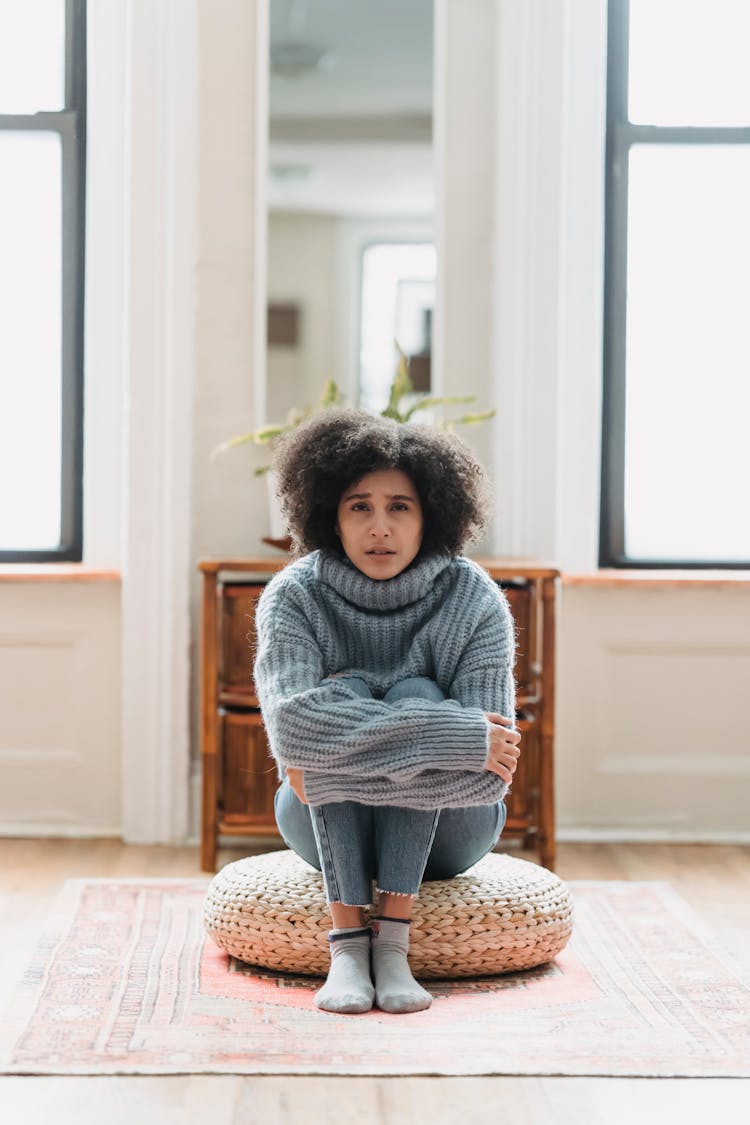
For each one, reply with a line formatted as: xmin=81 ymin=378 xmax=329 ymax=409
xmin=287 ymin=767 xmax=308 ymax=804
xmin=484 ymin=714 xmax=522 ymax=785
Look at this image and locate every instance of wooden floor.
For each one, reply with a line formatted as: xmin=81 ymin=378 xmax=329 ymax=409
xmin=0 ymin=839 xmax=748 ymax=1124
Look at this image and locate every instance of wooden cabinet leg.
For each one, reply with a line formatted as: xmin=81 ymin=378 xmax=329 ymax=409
xmin=201 ymin=752 xmax=218 ymax=872
xmin=200 ymin=569 xmax=220 ymax=872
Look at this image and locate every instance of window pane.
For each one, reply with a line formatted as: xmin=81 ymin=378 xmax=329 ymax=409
xmin=0 ymin=132 xmax=62 ymax=550
xmin=624 ymin=145 xmax=750 ymax=562
xmin=0 ymin=0 xmax=65 ymax=113
xmin=629 ymin=0 xmax=750 ymax=126
xmin=360 ymin=243 xmax=436 ymax=414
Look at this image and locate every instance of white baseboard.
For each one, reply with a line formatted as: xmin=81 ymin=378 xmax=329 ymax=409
xmin=2 ymin=820 xmax=747 ymax=846
xmin=557 ymin=827 xmax=750 ymax=844
xmin=183 ymin=834 xmax=282 ymax=849
xmin=0 ymin=823 xmax=121 ymax=838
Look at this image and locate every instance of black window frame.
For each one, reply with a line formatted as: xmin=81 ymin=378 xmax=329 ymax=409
xmin=0 ymin=0 xmax=86 ymax=563
xmin=600 ymin=0 xmax=750 ymax=569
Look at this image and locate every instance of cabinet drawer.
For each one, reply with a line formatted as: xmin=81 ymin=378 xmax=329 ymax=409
xmin=219 ymin=584 xmax=266 ymax=706
xmin=218 ymin=710 xmax=279 ymax=833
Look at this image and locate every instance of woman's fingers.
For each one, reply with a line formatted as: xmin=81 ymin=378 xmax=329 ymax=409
xmin=485 ymin=750 xmax=520 ymax=784
xmin=286 ymin=767 xmax=308 ymax=804
xmin=485 ymin=712 xmax=513 ymax=726
xmin=485 ymin=717 xmax=522 ymax=783
xmin=485 ymin=713 xmax=522 ymax=745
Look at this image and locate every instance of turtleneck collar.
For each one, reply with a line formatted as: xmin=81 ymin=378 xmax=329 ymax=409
xmin=316 ymin=548 xmax=453 ymax=612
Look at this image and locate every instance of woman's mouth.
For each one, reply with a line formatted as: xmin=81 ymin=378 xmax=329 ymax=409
xmin=366 ymin=548 xmax=395 ymax=555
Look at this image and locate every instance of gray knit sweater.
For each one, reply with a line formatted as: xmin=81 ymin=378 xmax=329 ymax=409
xmin=253 ymin=548 xmax=516 ymax=809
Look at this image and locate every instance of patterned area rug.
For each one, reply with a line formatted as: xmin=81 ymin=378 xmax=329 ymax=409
xmin=1 ymin=878 xmax=748 ymax=1076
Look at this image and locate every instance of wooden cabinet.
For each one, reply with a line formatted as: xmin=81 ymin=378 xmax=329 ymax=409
xmin=199 ymin=556 xmax=559 ymax=872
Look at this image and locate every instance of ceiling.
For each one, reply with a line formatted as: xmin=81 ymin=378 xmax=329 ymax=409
xmin=268 ymin=0 xmax=434 ymax=216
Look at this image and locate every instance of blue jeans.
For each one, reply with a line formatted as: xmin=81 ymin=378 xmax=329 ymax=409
xmin=273 ymin=676 xmax=507 ymax=906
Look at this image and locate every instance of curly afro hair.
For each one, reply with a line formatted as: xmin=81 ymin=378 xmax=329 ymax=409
xmin=272 ymin=408 xmax=491 ymax=558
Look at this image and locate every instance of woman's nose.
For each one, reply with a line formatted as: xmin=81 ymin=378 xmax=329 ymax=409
xmin=369 ymin=513 xmax=391 ymax=536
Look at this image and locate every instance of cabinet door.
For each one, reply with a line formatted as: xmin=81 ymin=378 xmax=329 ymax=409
xmin=220 ymin=584 xmax=266 ymax=707
xmin=504 ymin=711 xmax=538 ymax=828
xmin=218 ymin=710 xmax=279 ymax=833
xmin=501 ymin=582 xmax=532 ymax=694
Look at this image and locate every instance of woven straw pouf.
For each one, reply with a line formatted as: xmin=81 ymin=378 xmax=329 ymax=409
xmin=203 ymin=849 xmax=573 ymax=979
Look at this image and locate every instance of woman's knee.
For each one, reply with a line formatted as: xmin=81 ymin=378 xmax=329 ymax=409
xmin=273 ymin=781 xmax=321 ymax=870
xmin=422 ymin=801 xmax=506 ymax=881
xmin=326 ymin=675 xmax=371 ymax=698
xmin=384 ymin=676 xmax=445 ymax=704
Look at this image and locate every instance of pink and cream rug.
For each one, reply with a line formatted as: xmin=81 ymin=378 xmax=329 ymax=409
xmin=1 ymin=878 xmax=748 ymax=1076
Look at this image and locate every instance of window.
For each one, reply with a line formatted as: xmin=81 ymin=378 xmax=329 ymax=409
xmin=0 ymin=0 xmax=86 ymax=562
xmin=601 ymin=0 xmax=750 ymax=568
xmin=359 ymin=242 xmax=436 ymax=415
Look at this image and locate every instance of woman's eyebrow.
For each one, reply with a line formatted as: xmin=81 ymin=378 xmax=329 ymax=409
xmin=343 ymin=491 xmax=416 ymax=502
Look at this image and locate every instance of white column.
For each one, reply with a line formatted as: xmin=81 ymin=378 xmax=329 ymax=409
xmin=435 ymin=0 xmax=607 ymax=569
xmin=491 ymin=0 xmax=607 ymax=568
xmin=120 ymin=0 xmax=198 ymax=842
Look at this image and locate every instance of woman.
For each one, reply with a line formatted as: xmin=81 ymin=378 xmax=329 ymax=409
xmin=253 ymin=409 xmax=521 ymax=1015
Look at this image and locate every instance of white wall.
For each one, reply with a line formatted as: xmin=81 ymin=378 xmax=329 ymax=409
xmin=557 ymin=583 xmax=750 ymax=839
xmin=266 ymin=212 xmax=338 ymax=423
xmin=0 ymin=579 xmax=121 ymax=834
xmin=433 ymin=0 xmax=497 ymax=498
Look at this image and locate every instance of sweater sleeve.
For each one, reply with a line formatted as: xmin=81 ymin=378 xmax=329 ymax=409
xmin=253 ymin=585 xmax=491 ymax=785
xmin=448 ymin=576 xmax=517 ymax=722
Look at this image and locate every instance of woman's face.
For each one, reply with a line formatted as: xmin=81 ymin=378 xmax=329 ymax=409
xmin=335 ymin=468 xmax=424 ymax=580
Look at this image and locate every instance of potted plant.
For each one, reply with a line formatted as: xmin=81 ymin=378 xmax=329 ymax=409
xmin=212 ymin=345 xmax=495 ymax=545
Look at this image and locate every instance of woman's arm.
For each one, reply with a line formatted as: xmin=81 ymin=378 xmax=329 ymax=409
xmin=301 ymin=762 xmax=508 ymax=809
xmin=255 ymin=619 xmax=491 ymax=780
xmin=253 ymin=567 xmax=517 ymax=808
xmin=447 ymin=581 xmax=517 ymax=721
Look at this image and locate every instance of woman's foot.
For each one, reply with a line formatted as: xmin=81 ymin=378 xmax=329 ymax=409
xmin=371 ymin=917 xmax=432 ymax=1013
xmin=314 ymin=927 xmax=375 ymax=1014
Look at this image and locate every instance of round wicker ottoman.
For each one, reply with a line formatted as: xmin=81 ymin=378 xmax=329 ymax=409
xmin=203 ymin=850 xmax=573 ymax=979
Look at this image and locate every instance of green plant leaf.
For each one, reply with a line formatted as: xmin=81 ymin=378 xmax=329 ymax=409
xmin=382 ymin=343 xmax=414 ymax=420
xmin=403 ymin=394 xmax=477 ymax=421
xmin=453 ymin=409 xmax=497 ymax=425
xmin=320 ymin=379 xmax=342 ymax=407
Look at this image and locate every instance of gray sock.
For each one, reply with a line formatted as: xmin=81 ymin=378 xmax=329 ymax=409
xmin=314 ymin=926 xmax=375 ymax=1014
xmin=371 ymin=916 xmax=432 ymax=1014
